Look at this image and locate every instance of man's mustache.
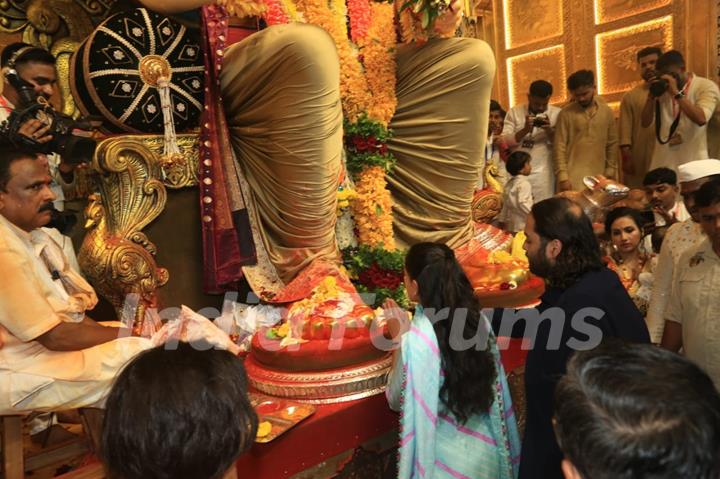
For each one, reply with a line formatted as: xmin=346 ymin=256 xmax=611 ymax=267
xmin=38 ymin=202 xmax=55 ymax=213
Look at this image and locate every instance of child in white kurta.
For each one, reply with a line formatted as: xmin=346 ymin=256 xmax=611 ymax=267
xmin=499 ymin=151 xmax=534 ymax=233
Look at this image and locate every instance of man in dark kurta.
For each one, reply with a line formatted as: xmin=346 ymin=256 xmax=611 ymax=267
xmin=493 ymin=197 xmax=650 ymax=479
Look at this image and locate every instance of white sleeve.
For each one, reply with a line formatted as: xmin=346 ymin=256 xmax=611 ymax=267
xmin=518 ymin=181 xmax=533 ymax=214
xmin=502 ymin=107 xmax=521 ymax=137
xmin=645 ymin=231 xmax=675 ymax=343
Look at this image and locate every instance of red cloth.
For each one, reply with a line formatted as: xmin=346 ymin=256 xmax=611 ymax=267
xmin=498 ymin=336 xmax=529 ymax=372
xmin=235 ymin=394 xmax=398 ymax=478
xmin=199 ymin=5 xmax=257 ymax=293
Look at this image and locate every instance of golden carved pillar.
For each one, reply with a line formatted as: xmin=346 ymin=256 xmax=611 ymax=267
xmin=78 ymin=134 xmax=199 ymax=334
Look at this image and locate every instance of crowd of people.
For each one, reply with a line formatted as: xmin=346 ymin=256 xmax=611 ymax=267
xmin=1 ymin=16 xmax=720 ymax=479
xmin=489 ymin=49 xmax=720 ymax=350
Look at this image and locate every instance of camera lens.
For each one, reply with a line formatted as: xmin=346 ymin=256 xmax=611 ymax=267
xmin=650 ymin=78 xmax=668 ymax=97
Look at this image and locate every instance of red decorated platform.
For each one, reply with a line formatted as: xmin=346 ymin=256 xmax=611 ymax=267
xmin=233 ymin=337 xmax=528 ymax=478
xmin=55 ymin=337 xmax=527 ymax=478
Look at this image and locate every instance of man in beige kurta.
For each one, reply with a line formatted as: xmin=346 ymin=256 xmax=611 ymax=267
xmin=619 ymin=47 xmax=661 ymax=188
xmin=554 ymin=70 xmax=618 ymax=192
xmin=0 ymin=149 xmax=150 ymax=415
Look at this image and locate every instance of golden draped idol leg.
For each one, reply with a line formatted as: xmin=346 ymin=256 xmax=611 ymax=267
xmin=220 ymin=24 xmax=343 ymax=284
xmin=388 ymin=37 xmax=496 ymax=249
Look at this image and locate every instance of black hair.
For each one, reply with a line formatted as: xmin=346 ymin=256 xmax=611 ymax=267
xmin=604 ymin=206 xmax=647 ymax=237
xmin=101 ymin=341 xmax=258 ymax=479
xmin=404 ymin=243 xmax=497 ymax=425
xmin=531 ymin=197 xmax=603 ymax=289
xmin=651 ymin=225 xmax=668 ymax=254
xmin=489 ymin=99 xmax=506 ymax=118
xmin=555 ymin=341 xmax=720 ymax=479
xmin=529 ymin=80 xmax=553 ymax=98
xmin=696 ymin=178 xmax=720 ymax=209
xmin=643 ymin=167 xmax=677 ymax=186
xmin=636 ymin=46 xmax=662 ymax=61
xmin=567 ymin=70 xmax=594 ymax=91
xmin=656 ymin=50 xmax=685 ymax=72
xmin=0 ymin=144 xmax=40 ymax=191
xmin=506 ymin=150 xmax=531 ymax=176
xmin=1 ymin=42 xmax=55 ymax=69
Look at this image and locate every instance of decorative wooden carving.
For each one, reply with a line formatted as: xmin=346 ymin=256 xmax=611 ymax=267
xmin=78 ymin=134 xmax=199 ymax=333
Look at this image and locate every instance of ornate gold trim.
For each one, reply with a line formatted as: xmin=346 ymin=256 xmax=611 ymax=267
xmin=472 ymin=159 xmax=503 ymax=223
xmin=245 ymin=354 xmax=393 ymax=404
xmin=78 ymin=134 xmax=199 ymax=333
xmin=139 ymin=54 xmax=173 ymax=87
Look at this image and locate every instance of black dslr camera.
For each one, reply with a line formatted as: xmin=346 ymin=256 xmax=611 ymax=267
xmin=0 ymin=68 xmax=98 ymax=164
xmin=529 ymin=114 xmax=549 ymax=128
xmin=649 ymin=71 xmax=681 ymax=98
xmin=649 ymin=77 xmax=669 ymax=97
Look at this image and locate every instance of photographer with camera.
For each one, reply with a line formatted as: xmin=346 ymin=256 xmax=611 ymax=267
xmin=0 ymin=43 xmax=94 ymax=221
xmin=641 ymin=50 xmax=720 ymax=172
xmin=501 ymin=80 xmax=560 ymax=201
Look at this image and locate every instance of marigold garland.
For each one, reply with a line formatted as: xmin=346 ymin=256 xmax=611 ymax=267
xmin=358 ymin=2 xmax=397 ymax=125
xmin=294 ymin=0 xmax=372 ymax=123
xmin=351 ymin=165 xmax=395 ymax=250
xmin=257 ymin=0 xmax=403 ymax=301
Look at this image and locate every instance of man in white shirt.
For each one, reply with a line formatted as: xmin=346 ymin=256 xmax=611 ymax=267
xmin=0 ymin=146 xmax=151 ymax=418
xmin=662 ymin=178 xmax=720 ymax=388
xmin=642 ymin=50 xmax=720 ymax=171
xmin=0 ymin=42 xmax=75 ymax=212
xmin=502 ymin=80 xmax=560 ymax=202
xmin=643 ymin=167 xmax=690 ymax=227
xmin=645 ymin=159 xmax=720 ymax=343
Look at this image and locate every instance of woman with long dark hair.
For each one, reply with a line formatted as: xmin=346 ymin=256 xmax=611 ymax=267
xmin=385 ymin=242 xmax=520 ymax=479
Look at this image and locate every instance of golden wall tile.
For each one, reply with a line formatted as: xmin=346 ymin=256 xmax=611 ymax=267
xmin=507 ymin=45 xmax=567 ymax=107
xmin=594 ymin=0 xmax=671 ymax=24
xmin=503 ymin=0 xmax=563 ymax=49
xmin=595 ymin=16 xmax=673 ymax=95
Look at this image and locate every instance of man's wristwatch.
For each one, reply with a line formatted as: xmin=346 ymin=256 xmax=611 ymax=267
xmin=674 ymin=91 xmax=685 ymax=100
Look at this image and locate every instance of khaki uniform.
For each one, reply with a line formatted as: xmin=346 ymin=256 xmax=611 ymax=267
xmin=666 ymin=238 xmax=720 ymax=387
xmin=645 ymin=219 xmax=704 ymax=343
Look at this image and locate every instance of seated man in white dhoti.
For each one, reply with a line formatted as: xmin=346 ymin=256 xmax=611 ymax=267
xmin=0 ymin=145 xmax=152 ymax=421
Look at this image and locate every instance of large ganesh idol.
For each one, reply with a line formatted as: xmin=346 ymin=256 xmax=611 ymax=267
xmin=137 ymin=0 xmax=518 ymax=401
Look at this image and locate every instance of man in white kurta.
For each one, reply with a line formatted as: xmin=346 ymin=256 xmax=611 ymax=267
xmin=645 ymin=160 xmax=720 ymax=343
xmin=642 ymin=51 xmax=720 ymax=172
xmin=502 ymin=80 xmax=560 ymax=202
xmin=0 ymin=149 xmax=150 ymax=415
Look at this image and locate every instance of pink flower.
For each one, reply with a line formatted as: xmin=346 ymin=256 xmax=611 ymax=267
xmin=263 ymin=0 xmax=289 ymax=25
xmin=347 ymin=0 xmax=371 ymax=42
